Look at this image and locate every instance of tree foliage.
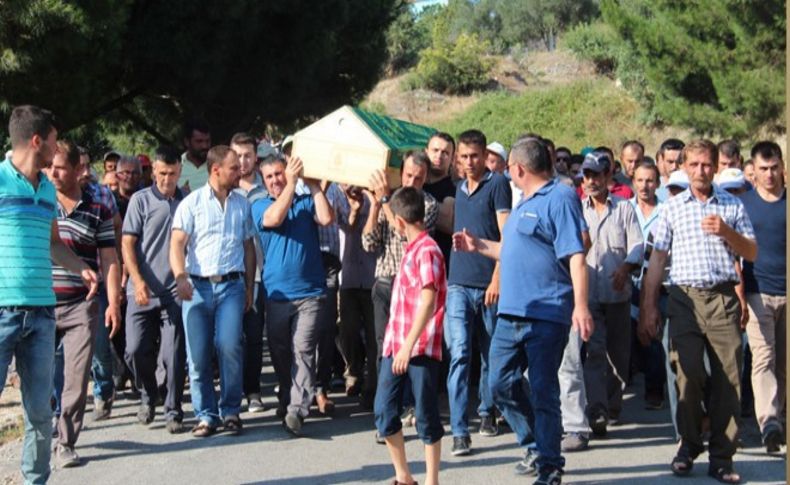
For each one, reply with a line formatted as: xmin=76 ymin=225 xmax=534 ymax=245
xmin=598 ymin=0 xmax=786 ymax=137
xmin=0 ymin=0 xmax=399 ymax=150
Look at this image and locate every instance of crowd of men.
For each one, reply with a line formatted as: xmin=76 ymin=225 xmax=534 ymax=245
xmin=0 ymin=104 xmax=785 ymax=485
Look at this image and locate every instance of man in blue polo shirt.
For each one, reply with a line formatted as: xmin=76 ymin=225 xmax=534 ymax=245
xmin=251 ymin=155 xmax=335 ymax=436
xmin=453 ymin=138 xmax=593 ymax=485
xmin=445 ymin=129 xmax=511 ymax=456
xmin=0 ymin=105 xmax=98 ymax=483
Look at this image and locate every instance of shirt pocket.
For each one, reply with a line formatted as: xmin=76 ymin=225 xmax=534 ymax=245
xmin=516 ymin=214 xmax=539 ymax=236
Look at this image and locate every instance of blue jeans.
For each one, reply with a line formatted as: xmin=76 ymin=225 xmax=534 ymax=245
xmin=91 ymin=287 xmax=114 ymax=401
xmin=444 ymin=284 xmax=497 ymax=437
xmin=374 ymin=356 xmax=444 ymax=444
xmin=0 ymin=307 xmax=56 ymax=484
xmin=489 ymin=316 xmax=569 ymax=473
xmin=182 ymin=278 xmax=245 ymax=426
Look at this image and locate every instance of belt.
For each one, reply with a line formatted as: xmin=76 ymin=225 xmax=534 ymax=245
xmin=0 ymin=306 xmax=39 ymax=312
xmin=189 ymin=272 xmax=243 ymax=284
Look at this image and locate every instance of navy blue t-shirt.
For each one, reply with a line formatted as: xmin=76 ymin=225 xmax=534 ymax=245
xmin=251 ymin=194 xmax=326 ymax=301
xmin=449 ymin=172 xmax=512 ymax=288
xmin=740 ymin=189 xmax=786 ymax=295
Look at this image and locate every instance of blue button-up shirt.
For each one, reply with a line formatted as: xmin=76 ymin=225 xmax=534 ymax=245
xmin=171 ymin=183 xmax=254 ymax=277
xmin=499 ymin=178 xmax=585 ymax=324
xmin=653 ymin=186 xmax=755 ymax=288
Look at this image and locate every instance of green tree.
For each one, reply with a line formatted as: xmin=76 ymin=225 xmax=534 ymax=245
xmin=0 ymin=0 xmax=399 ymax=150
xmin=496 ymin=0 xmax=599 ymax=51
xmin=600 ymin=0 xmax=786 ymax=137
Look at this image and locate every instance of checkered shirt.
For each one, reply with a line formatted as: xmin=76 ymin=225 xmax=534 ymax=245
xmin=361 ymin=191 xmax=438 ymax=279
xmin=382 ymin=231 xmax=446 ymax=361
xmin=652 ymin=186 xmax=755 ymax=288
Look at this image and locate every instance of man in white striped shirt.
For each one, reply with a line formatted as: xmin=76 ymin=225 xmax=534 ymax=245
xmin=170 ymin=145 xmax=256 ymax=438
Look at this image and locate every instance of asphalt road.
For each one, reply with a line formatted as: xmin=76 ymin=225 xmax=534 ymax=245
xmin=0 ymin=364 xmax=785 ymax=485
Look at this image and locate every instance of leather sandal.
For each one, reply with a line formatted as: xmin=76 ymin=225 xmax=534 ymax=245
xmin=191 ymin=421 xmax=216 ymax=438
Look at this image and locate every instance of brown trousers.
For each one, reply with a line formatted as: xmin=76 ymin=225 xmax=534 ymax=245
xmin=667 ymin=284 xmax=742 ymax=467
xmin=55 ymin=298 xmax=99 ymax=448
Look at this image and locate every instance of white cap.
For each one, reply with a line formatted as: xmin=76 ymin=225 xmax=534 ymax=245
xmin=716 ymin=168 xmax=746 ymax=191
xmin=666 ymin=170 xmax=689 ymax=189
xmin=486 ymin=142 xmax=508 ymax=162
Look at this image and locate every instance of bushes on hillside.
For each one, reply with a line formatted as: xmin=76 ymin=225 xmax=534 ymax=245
xmin=415 ymin=32 xmax=494 ymax=94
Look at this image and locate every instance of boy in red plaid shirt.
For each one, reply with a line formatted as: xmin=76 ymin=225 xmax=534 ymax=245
xmin=374 ymin=186 xmax=447 ymax=485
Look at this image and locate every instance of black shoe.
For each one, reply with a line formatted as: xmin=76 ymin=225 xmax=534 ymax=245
xmin=92 ymin=398 xmax=113 ymax=421
xmin=136 ymin=404 xmax=155 ymax=425
xmin=514 ymin=448 xmax=539 ymax=476
xmin=165 ymin=418 xmax=185 ymax=434
xmin=764 ymin=426 xmax=784 ymax=453
xmin=479 ymin=415 xmax=499 ymax=437
xmin=590 ymin=412 xmax=608 ymax=437
xmin=534 ymin=467 xmax=563 ymax=485
xmin=451 ymin=436 xmax=471 ymax=456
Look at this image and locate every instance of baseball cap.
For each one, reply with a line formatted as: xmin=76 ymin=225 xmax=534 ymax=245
xmin=137 ymin=154 xmax=151 ymax=168
xmin=580 ymin=146 xmax=595 ymax=157
xmin=486 ymin=142 xmax=508 ymax=162
xmin=256 ymin=141 xmax=277 ymax=160
xmin=103 ymin=150 xmax=121 ymax=161
xmin=716 ymin=168 xmax=746 ymax=191
xmin=581 ymin=151 xmax=611 ymax=174
xmin=666 ymin=170 xmax=689 ymax=190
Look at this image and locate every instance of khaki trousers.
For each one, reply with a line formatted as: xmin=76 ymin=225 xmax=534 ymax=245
xmin=667 ymin=284 xmax=742 ymax=466
xmin=745 ymin=292 xmax=786 ymax=434
xmin=55 ymin=298 xmax=99 ymax=448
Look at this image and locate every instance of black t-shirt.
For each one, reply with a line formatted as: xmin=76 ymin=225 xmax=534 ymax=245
xmin=423 ymin=176 xmax=457 ymax=270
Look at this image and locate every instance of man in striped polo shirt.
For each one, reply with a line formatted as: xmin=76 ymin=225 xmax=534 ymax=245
xmin=45 ymin=139 xmax=122 ymax=468
xmin=0 ymin=105 xmax=98 ymax=483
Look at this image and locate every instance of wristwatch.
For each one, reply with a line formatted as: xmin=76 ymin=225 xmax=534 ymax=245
xmin=379 ymin=194 xmax=390 ymax=205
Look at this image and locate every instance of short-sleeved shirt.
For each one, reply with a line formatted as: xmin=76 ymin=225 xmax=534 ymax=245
xmin=179 ymin=152 xmax=209 ymax=191
xmin=423 ymin=176 xmax=457 ymax=269
xmin=583 ymin=194 xmax=644 ymax=303
xmin=628 ymin=198 xmax=663 ymax=286
xmin=52 ymin=190 xmax=115 ymax=305
xmin=234 ymin=174 xmax=269 ymax=283
xmin=0 ymin=161 xmax=57 ymax=306
xmin=362 ymin=191 xmax=438 ymax=279
xmin=171 ymin=184 xmax=254 ymax=277
xmin=383 ymin=231 xmax=446 ymax=361
xmin=499 ymin=178 xmax=585 ymax=324
xmin=251 ymin=194 xmax=326 ymax=301
xmin=85 ymin=182 xmax=119 ymax=216
xmin=449 ymin=171 xmax=511 ymax=288
xmin=653 ymin=186 xmax=755 ymax=288
xmin=337 ymin=196 xmax=377 ymax=290
xmin=122 ymin=185 xmax=184 ymax=304
xmin=740 ymin=189 xmax=786 ymax=295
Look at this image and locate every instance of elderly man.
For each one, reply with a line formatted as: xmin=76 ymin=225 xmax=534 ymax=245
xmin=250 ymin=155 xmax=334 ymax=436
xmin=580 ymin=151 xmax=643 ymax=436
xmin=640 ymin=140 xmax=756 ymax=484
xmin=170 ymin=145 xmax=256 ymax=438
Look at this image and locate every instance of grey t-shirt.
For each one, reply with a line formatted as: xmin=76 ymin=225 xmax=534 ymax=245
xmin=122 ymin=185 xmax=184 ymax=304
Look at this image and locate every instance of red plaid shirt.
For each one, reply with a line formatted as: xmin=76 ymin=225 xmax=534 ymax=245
xmin=382 ymin=231 xmax=446 ymax=361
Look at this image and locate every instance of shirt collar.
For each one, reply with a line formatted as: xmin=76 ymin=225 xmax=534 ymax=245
xmin=404 ymin=230 xmax=430 ymax=253
xmin=4 ymin=158 xmax=46 ymax=185
xmin=682 ymin=185 xmax=722 ymax=204
xmin=460 ymin=171 xmax=493 ymax=195
xmin=583 ymin=191 xmax=613 ymax=208
xmin=151 ymin=183 xmax=183 ymax=201
xmin=516 ymin=178 xmax=556 ymax=209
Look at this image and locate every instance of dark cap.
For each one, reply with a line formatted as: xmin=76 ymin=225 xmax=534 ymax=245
xmin=103 ymin=150 xmax=121 ymax=161
xmin=581 ymin=151 xmax=611 ymax=174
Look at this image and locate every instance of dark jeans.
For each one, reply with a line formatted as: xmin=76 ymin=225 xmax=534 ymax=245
xmin=374 ymin=356 xmax=444 ymax=444
xmin=338 ymin=288 xmax=376 ymax=395
xmin=242 ymin=284 xmax=265 ymax=397
xmin=125 ymin=298 xmax=186 ymax=420
xmin=316 ymin=252 xmax=340 ymax=393
xmin=372 ymin=277 xmax=413 ymax=407
xmin=489 ymin=316 xmax=569 ymax=473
